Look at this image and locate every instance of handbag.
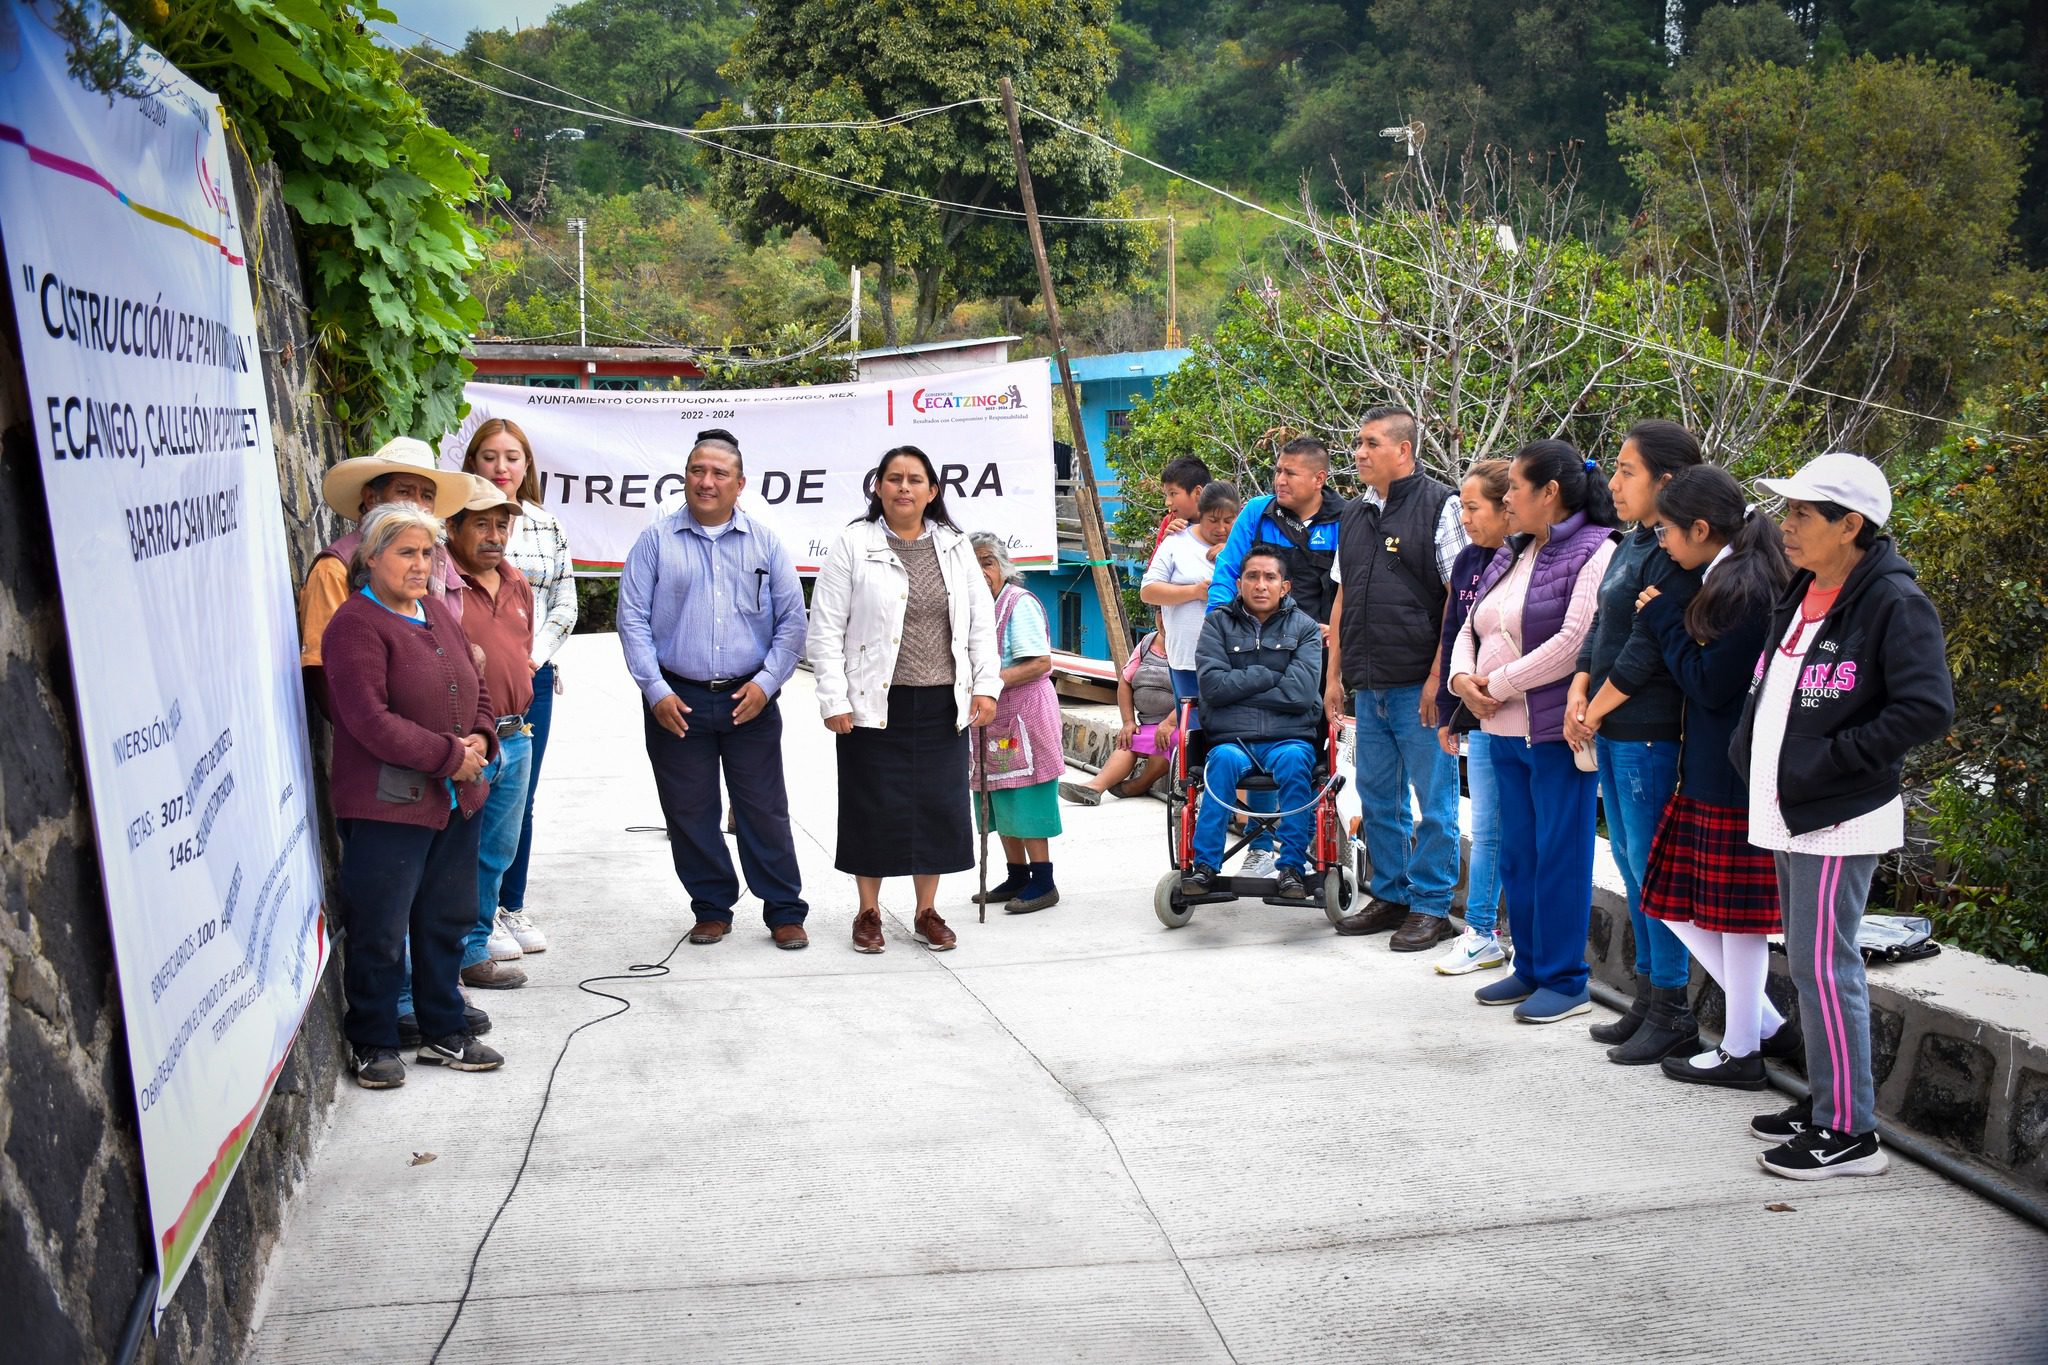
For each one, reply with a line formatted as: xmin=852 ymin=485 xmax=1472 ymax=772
xmin=979 ymin=714 xmax=1034 ymax=779
xmin=1856 ymin=914 xmax=1941 ymax=964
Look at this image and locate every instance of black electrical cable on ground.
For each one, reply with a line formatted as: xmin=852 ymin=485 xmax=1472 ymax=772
xmin=1582 ymin=980 xmax=2048 ymax=1233
xmin=426 ymin=927 xmax=692 ymax=1363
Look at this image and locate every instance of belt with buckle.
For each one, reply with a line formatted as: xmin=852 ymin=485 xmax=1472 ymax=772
xmin=494 ymin=714 xmax=526 ymax=737
xmin=671 ymin=673 xmax=757 ymax=694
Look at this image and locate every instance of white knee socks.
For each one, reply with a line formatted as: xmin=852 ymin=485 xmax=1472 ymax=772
xmin=1665 ymin=920 xmax=1785 ymax=1061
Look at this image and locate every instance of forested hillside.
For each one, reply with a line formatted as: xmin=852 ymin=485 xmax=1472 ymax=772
xmin=398 ymin=0 xmax=2046 ymax=364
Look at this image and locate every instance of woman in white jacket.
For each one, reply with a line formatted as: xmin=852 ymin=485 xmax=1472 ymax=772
xmin=811 ymin=446 xmax=1001 ymax=954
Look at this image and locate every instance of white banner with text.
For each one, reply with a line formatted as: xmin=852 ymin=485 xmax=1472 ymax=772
xmin=445 ymin=361 xmax=1059 ymax=573
xmin=0 ymin=4 xmax=325 ymax=1320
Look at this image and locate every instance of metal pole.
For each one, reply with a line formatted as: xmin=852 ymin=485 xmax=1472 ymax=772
xmin=998 ymin=77 xmax=1131 ymax=668
xmin=1166 ymin=213 xmax=1180 ymax=348
xmin=849 ymin=265 xmax=863 ymax=380
xmin=567 ymin=216 xmax=587 ymax=349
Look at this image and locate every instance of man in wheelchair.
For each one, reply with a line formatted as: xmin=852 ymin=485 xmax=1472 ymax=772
xmin=1183 ymin=546 xmax=1326 ymax=899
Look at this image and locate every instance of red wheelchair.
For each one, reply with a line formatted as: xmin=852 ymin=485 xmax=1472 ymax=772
xmin=1154 ymin=700 xmax=1357 ymax=928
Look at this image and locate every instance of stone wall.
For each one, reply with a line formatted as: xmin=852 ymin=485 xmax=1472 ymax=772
xmin=0 ymin=154 xmax=350 ymax=1363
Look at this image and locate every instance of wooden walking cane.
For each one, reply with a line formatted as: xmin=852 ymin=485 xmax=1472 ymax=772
xmin=974 ymin=720 xmax=989 ymax=923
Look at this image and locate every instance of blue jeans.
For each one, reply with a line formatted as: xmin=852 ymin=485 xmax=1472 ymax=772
xmin=462 ymin=730 xmax=533 ymax=970
xmin=1597 ymin=735 xmax=1687 ymax=988
xmin=1194 ymin=739 xmax=1315 ymax=871
xmin=1352 ymin=684 xmax=1461 ymax=918
xmin=1176 ymin=666 xmax=1276 ymax=849
xmin=498 ymin=661 xmax=555 ymax=912
xmin=1492 ymin=739 xmax=1598 ymax=996
xmin=339 ymin=814 xmax=478 ymax=1049
xmin=1463 ymin=731 xmax=1504 ymax=933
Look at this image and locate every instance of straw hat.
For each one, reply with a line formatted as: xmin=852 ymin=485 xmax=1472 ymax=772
xmin=321 ymin=437 xmax=470 ymax=519
xmin=456 ymin=473 xmax=525 ymax=518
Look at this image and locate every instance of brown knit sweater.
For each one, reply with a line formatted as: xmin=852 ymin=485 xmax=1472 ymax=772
xmin=322 ymin=592 xmax=497 ymax=826
xmin=889 ymin=533 xmax=956 ymax=686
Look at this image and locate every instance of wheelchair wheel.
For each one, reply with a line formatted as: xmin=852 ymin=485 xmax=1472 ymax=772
xmin=1322 ymin=867 xmax=1356 ymax=925
xmin=1154 ymin=870 xmax=1194 ymax=928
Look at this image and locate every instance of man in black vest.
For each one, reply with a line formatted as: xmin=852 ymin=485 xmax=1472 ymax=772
xmin=1325 ymin=406 xmax=1469 ymax=950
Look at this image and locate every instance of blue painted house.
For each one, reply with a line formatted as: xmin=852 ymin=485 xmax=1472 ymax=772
xmin=1029 ymin=348 xmax=1192 ymax=657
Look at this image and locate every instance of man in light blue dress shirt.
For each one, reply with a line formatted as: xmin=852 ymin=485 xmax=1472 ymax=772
xmin=619 ymin=430 xmax=811 ymax=947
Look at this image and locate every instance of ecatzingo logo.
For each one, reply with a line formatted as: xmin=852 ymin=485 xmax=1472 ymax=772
xmin=911 ymin=383 xmax=1024 ymax=414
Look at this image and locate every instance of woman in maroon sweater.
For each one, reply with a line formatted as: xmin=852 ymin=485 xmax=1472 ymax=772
xmin=322 ymin=503 xmax=504 ymax=1088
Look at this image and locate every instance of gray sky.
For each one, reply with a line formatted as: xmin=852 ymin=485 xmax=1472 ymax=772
xmin=370 ymin=0 xmax=558 ymax=49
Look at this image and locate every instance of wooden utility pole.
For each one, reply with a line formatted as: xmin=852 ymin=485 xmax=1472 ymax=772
xmin=998 ymin=77 xmax=1131 ymax=668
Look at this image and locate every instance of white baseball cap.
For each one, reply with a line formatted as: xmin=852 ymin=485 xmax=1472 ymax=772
xmin=1757 ymin=452 xmax=1892 ymax=528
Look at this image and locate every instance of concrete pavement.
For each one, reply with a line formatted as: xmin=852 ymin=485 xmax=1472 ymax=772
xmin=245 ymin=634 xmax=2048 ymax=1364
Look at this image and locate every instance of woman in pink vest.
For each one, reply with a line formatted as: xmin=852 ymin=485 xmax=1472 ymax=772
xmin=969 ymin=532 xmax=1066 ymax=913
xmin=1448 ymin=440 xmax=1621 ymax=1024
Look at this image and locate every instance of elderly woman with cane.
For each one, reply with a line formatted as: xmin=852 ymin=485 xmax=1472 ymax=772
xmin=969 ymin=533 xmax=1066 ymax=913
xmin=811 ymin=445 xmax=1000 ymax=952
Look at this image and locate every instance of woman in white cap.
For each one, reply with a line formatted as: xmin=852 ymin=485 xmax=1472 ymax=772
xmin=298 ymin=436 xmax=470 ymax=716
xmin=1729 ymin=453 xmax=1954 ymax=1179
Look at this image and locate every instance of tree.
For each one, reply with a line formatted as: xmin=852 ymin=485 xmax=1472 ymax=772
xmin=1611 ymin=56 xmax=2027 ymax=451
xmin=700 ymin=0 xmax=1152 ymax=344
xmin=1889 ymin=292 xmax=2048 ymax=971
xmin=1102 ymin=146 xmax=1795 ymax=548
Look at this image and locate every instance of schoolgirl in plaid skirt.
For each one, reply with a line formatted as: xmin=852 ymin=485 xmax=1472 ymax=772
xmin=1633 ymin=467 xmax=1798 ymax=1089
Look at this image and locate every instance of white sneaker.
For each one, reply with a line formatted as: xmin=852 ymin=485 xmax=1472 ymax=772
xmin=1240 ymin=848 xmax=1277 ymax=879
xmin=486 ymin=917 xmax=524 ymax=962
xmin=499 ymin=910 xmax=548 ymax=954
xmin=1433 ymin=927 xmax=1507 ymax=976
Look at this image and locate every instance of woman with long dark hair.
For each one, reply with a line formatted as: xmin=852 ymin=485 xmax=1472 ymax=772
xmin=1634 ymin=465 xmax=1800 ymax=1090
xmin=810 ymin=446 xmax=1000 ymax=952
xmin=1564 ymin=419 xmax=1705 ymax=1064
xmin=1447 ymin=440 xmax=1620 ymax=1023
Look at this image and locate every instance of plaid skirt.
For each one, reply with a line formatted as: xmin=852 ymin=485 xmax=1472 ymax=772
xmin=1641 ymin=793 xmax=1781 ymax=934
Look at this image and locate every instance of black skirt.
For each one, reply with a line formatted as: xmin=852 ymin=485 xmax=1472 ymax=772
xmin=835 ymin=684 xmax=973 ymax=876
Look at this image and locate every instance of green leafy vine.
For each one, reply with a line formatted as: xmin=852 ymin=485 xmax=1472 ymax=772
xmin=53 ymin=0 xmax=495 ymax=447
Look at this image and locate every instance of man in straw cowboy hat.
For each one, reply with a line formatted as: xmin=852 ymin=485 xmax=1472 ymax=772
xmin=298 ymin=436 xmax=472 ymax=716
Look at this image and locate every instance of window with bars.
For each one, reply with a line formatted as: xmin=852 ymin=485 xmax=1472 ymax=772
xmin=592 ymin=376 xmax=652 ymax=391
xmin=503 ymin=373 xmax=578 ymax=389
xmin=1106 ymin=409 xmax=1134 ymax=438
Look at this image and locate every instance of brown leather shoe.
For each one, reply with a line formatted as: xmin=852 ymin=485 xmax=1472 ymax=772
xmin=1332 ymin=898 xmax=1409 ymax=937
xmin=851 ymin=908 xmax=885 ymax=954
xmin=688 ymin=920 xmax=731 ymax=945
xmin=1389 ymin=911 xmax=1457 ymax=952
xmin=913 ymin=908 xmax=957 ymax=951
xmin=770 ymin=923 xmax=809 ymax=950
xmin=459 ymin=960 xmax=528 ymax=990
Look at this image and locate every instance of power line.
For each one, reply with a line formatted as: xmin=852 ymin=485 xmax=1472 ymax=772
xmin=404 ymin=49 xmax=1160 ymax=227
xmin=1016 ymin=101 xmax=2004 ymax=440
xmin=488 ymin=194 xmax=681 ymax=348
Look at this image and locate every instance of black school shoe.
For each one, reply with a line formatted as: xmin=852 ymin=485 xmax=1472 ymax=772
xmin=1760 ymin=1020 xmax=1803 ymax=1060
xmin=1274 ymin=866 xmax=1310 ymax=900
xmin=1758 ymin=1125 xmax=1888 ymax=1180
xmin=1661 ymin=1047 xmax=1769 ymax=1090
xmin=415 ymin=1036 xmax=505 ymax=1072
xmin=398 ymin=1006 xmax=492 ymax=1048
xmin=1180 ymin=863 xmax=1219 ymax=894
